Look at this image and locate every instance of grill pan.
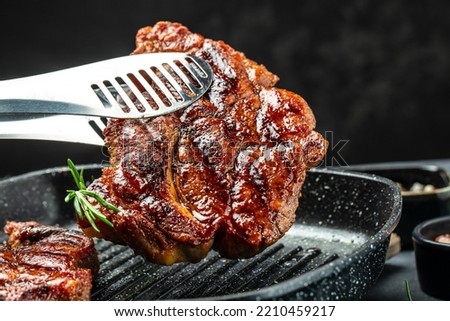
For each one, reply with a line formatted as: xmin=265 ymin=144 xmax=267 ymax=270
xmin=0 ymin=165 xmax=401 ymax=300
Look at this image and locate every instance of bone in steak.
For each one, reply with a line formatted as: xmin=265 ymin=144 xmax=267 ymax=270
xmin=80 ymin=21 xmax=328 ymax=265
xmin=0 ymin=221 xmax=99 ymax=300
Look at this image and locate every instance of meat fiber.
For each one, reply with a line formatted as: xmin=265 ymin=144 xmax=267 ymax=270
xmin=0 ymin=221 xmax=99 ymax=301
xmin=81 ymin=21 xmax=328 ymax=265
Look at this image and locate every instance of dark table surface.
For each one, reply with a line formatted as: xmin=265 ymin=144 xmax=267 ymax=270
xmin=364 ymin=251 xmax=436 ymax=301
xmin=359 ymin=159 xmax=450 ymax=301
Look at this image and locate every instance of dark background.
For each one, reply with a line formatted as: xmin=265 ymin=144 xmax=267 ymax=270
xmin=1 ymin=0 xmax=449 ymax=174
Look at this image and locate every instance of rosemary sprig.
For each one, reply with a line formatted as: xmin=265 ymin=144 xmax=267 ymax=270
xmin=405 ymin=280 xmax=413 ymax=301
xmin=64 ymin=159 xmax=118 ymax=232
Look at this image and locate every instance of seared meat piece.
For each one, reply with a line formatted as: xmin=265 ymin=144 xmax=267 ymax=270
xmin=81 ymin=21 xmax=327 ymax=265
xmin=0 ymin=221 xmax=99 ymax=301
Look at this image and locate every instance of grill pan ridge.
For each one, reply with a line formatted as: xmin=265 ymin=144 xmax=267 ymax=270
xmin=0 ymin=165 xmax=401 ymax=300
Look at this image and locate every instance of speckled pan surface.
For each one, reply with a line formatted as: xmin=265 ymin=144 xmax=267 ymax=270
xmin=0 ymin=165 xmax=401 ymax=300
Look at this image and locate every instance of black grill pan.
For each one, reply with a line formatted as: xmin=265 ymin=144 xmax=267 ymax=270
xmin=0 ymin=166 xmax=401 ymax=300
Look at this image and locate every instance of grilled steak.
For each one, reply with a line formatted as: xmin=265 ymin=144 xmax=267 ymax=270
xmin=81 ymin=21 xmax=328 ymax=265
xmin=0 ymin=221 xmax=99 ymax=301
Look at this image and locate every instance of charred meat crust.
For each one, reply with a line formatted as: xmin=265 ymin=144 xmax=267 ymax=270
xmin=81 ymin=21 xmax=328 ymax=265
xmin=0 ymin=221 xmax=99 ymax=301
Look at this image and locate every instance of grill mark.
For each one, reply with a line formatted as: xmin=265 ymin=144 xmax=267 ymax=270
xmin=275 ymin=251 xmax=339 ymax=284
xmin=107 ymin=263 xmax=186 ymax=300
xmin=199 ymin=243 xmax=284 ymax=297
xmin=90 ymin=241 xmax=340 ymax=300
xmin=142 ymin=254 xmax=222 ymax=300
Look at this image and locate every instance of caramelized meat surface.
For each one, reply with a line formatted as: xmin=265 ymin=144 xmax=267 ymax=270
xmin=82 ymin=21 xmax=327 ymax=265
xmin=0 ymin=221 xmax=98 ymax=301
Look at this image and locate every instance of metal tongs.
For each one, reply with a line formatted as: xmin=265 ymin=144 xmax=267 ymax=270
xmin=0 ymin=52 xmax=213 ymax=145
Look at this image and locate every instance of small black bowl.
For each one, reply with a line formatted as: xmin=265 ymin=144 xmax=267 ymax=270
xmin=349 ymin=164 xmax=450 ymax=249
xmin=412 ymin=216 xmax=450 ymax=300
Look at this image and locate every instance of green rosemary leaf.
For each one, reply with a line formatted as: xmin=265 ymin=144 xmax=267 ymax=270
xmin=79 ymin=168 xmax=86 ymax=190
xmin=84 ymin=206 xmax=100 ymax=233
xmin=64 ymin=192 xmax=74 ymax=203
xmin=83 ymin=190 xmax=120 ymax=213
xmin=405 ymin=280 xmax=413 ymax=301
xmin=67 ymin=159 xmax=83 ymax=190
xmin=95 ymin=213 xmax=115 ymax=228
xmin=65 ymin=159 xmax=116 ymax=232
xmin=73 ymin=196 xmax=83 ymax=220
